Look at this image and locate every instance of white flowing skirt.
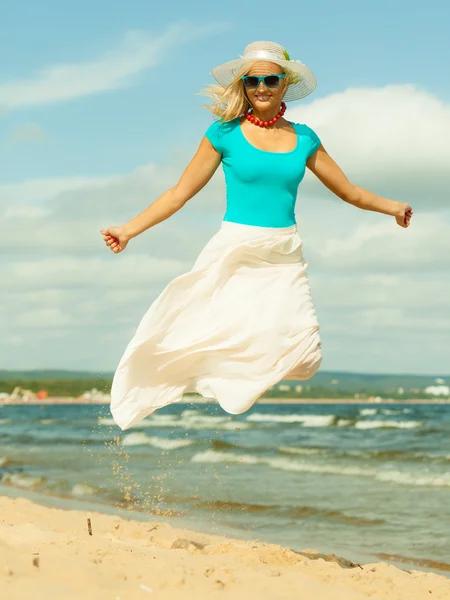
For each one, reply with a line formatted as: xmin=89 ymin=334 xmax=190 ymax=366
xmin=111 ymin=221 xmax=322 ymax=430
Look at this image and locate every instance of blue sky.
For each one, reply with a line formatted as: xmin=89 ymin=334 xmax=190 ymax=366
xmin=1 ymin=0 xmax=450 ymax=375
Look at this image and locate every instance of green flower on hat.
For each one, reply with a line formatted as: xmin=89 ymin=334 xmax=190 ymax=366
xmin=282 ymin=50 xmax=301 ymax=84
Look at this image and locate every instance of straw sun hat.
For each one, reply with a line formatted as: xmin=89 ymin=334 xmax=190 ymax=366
xmin=211 ymin=41 xmax=317 ymax=102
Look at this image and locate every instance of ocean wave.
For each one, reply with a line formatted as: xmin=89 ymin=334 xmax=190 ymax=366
xmin=72 ymin=483 xmax=101 ymax=497
xmin=98 ymin=414 xmax=250 ymax=431
xmin=1 ymin=472 xmax=46 ymax=489
xmin=191 ymin=451 xmax=450 ymax=488
xmin=181 ymin=409 xmax=203 ymax=418
xmin=0 ymin=456 xmax=12 ymax=468
xmin=337 ymin=419 xmax=353 ymax=427
xmin=97 ymin=414 xmax=180 ymax=428
xmin=98 ymin=417 xmax=118 ymax=427
xmin=192 ymin=450 xmax=372 ymax=476
xmin=342 ymin=449 xmax=450 ymax=464
xmin=148 ymin=414 xmax=179 ymax=425
xmin=121 ymin=432 xmax=194 ymax=450
xmin=244 ymin=413 xmax=423 ymax=430
xmin=179 ymin=410 xmax=252 ymax=430
xmin=102 ymin=413 xmax=423 ymax=431
xmin=246 ymin=413 xmax=336 ymax=427
xmin=359 ymin=409 xmax=377 ymax=416
xmin=354 ymin=420 xmax=422 ymax=429
xmin=359 ymin=408 xmax=413 ymax=417
xmin=376 ymin=471 xmax=450 ymax=487
xmin=210 ymin=439 xmax=241 ymax=451
xmin=278 ymin=447 xmax=450 ymax=464
xmin=278 ymin=446 xmax=325 ymax=456
xmin=0 ymin=419 xmax=12 ymax=425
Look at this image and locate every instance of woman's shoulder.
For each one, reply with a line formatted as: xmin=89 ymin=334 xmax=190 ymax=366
xmin=204 ymin=118 xmax=240 ymax=152
xmin=289 ymin=121 xmax=319 ymax=137
xmin=205 ymin=117 xmax=240 ymax=136
xmin=290 ymin=122 xmax=321 ymax=156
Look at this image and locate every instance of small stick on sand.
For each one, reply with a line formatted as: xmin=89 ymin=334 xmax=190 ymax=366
xmin=87 ymin=518 xmax=92 ymax=536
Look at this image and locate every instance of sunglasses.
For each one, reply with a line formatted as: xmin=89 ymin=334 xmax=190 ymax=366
xmin=241 ymin=74 xmax=286 ymax=90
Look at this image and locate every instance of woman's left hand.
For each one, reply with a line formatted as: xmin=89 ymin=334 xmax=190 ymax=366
xmin=395 ymin=203 xmax=413 ymax=228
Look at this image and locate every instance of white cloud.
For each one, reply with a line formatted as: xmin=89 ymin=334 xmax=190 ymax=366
xmin=15 ymin=308 xmax=74 ymax=329
xmin=289 ymin=84 xmax=450 ymax=207
xmin=0 ymin=175 xmax=121 ymax=205
xmin=0 ymin=161 xmax=224 ymax=258
xmin=305 ymin=271 xmax=450 ymax=373
xmin=2 ymin=255 xmax=190 ymax=291
xmin=0 ymin=21 xmax=227 ymax=112
xmin=303 ymin=212 xmax=450 ymax=272
xmin=4 ymin=204 xmax=50 ymax=219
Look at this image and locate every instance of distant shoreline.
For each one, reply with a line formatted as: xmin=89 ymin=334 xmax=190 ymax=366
xmin=1 ymin=396 xmax=449 ymax=406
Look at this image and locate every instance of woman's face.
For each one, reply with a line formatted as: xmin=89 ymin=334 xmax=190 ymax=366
xmin=244 ymin=61 xmax=287 ymax=112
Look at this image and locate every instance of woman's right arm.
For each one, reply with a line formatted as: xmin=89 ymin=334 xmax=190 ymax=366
xmin=101 ymin=137 xmax=221 ymax=253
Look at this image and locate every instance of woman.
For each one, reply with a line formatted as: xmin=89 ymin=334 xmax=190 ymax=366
xmin=101 ymin=41 xmax=413 ymax=430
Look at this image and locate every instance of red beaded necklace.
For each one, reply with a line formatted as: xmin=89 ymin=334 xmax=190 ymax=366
xmin=245 ymin=102 xmax=286 ymax=128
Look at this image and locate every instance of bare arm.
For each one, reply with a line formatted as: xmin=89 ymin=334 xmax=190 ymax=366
xmin=306 ymin=145 xmax=413 ymax=228
xmin=101 ymin=137 xmax=222 ymax=252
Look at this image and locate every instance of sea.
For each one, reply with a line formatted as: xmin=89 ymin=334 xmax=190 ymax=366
xmin=1 ymin=401 xmax=449 ymax=577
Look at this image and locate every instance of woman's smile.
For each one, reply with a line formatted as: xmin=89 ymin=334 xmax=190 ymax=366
xmin=254 ymin=94 xmax=272 ymax=102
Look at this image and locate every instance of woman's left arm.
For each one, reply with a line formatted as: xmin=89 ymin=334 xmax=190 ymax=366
xmin=307 ymin=145 xmax=413 ymax=228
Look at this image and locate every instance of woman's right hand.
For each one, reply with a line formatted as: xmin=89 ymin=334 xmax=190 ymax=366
xmin=100 ymin=226 xmax=129 ymax=254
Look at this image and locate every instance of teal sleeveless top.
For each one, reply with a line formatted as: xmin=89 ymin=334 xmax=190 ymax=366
xmin=204 ymin=118 xmax=321 ymax=228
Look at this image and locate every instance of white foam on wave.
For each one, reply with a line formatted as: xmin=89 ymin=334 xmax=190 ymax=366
xmin=359 ymin=408 xmax=377 ymax=416
xmin=337 ymin=419 xmax=353 ymax=427
xmin=1 ymin=472 xmax=44 ymax=489
xmin=0 ymin=419 xmax=12 ymax=425
xmin=98 ymin=415 xmax=178 ymax=428
xmin=191 ymin=450 xmax=450 ymax=487
xmin=278 ymin=446 xmax=324 ymax=456
xmin=151 ymin=415 xmax=251 ymax=431
xmin=72 ymin=483 xmax=100 ymax=497
xmin=181 ymin=409 xmax=202 ymax=418
xmin=98 ymin=417 xmax=117 ymax=427
xmin=98 ymin=414 xmax=249 ymax=431
xmin=192 ymin=450 xmax=260 ymax=466
xmin=246 ymin=413 xmax=335 ymax=427
xmin=39 ymin=419 xmax=57 ymax=425
xmin=355 ymin=420 xmax=422 ymax=430
xmin=150 ymin=414 xmax=179 ymax=424
xmin=100 ymin=414 xmax=422 ymax=431
xmin=121 ymin=432 xmax=193 ymax=450
xmin=192 ymin=450 xmax=373 ymax=478
xmin=376 ymin=471 xmax=450 ymax=487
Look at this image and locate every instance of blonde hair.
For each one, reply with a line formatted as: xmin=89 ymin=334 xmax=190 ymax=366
xmin=199 ymin=62 xmax=297 ymax=123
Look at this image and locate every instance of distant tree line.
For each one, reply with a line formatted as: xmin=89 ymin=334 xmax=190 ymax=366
xmin=0 ymin=378 xmax=443 ymax=400
xmin=0 ymin=379 xmax=112 ymax=397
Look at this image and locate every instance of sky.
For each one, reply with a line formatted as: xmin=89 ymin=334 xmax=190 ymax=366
xmin=1 ymin=0 xmax=450 ymax=375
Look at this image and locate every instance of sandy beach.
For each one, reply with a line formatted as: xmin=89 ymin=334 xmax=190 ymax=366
xmin=1 ymin=496 xmax=449 ymax=600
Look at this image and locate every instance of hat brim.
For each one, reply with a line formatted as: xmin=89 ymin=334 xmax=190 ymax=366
xmin=211 ymin=58 xmax=317 ymax=102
